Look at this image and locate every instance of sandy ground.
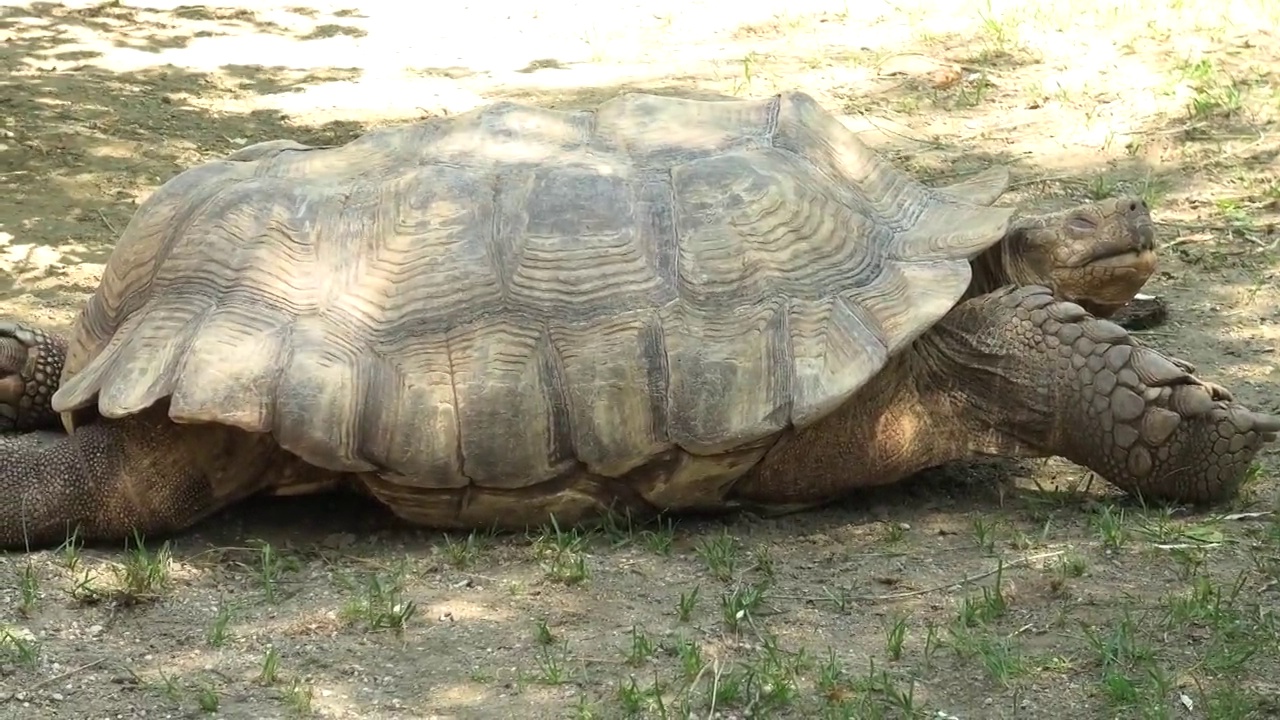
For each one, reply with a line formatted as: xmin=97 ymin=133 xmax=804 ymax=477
xmin=0 ymin=0 xmax=1278 ymax=718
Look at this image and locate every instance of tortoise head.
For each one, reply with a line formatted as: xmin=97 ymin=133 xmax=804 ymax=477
xmin=1000 ymin=196 xmax=1157 ymax=317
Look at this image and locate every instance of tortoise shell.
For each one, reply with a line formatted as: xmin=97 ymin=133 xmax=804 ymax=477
xmin=52 ymin=91 xmax=1014 ymax=501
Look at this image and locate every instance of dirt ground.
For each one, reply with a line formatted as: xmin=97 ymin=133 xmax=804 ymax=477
xmin=1 ymin=0 xmax=1278 ymax=718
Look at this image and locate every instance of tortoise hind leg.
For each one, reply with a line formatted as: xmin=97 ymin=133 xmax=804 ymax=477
xmin=943 ymin=285 xmax=1279 ymax=503
xmin=0 ymin=405 xmax=291 ymax=549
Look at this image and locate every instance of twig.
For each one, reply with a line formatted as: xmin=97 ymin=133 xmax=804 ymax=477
xmin=872 ymin=551 xmax=1063 ymax=600
xmin=1005 ymin=174 xmax=1080 ymax=190
xmin=685 ymin=659 xmax=713 ymax=706
xmin=95 ymin=209 xmax=117 ymax=235
xmin=705 ymin=659 xmax=722 ymax=720
xmin=854 ymin=114 xmax=952 ymax=149
xmin=1158 ymin=221 xmax=1264 ymax=233
xmin=775 ymin=550 xmax=1064 ymax=604
xmin=28 ymin=657 xmax=106 ymax=692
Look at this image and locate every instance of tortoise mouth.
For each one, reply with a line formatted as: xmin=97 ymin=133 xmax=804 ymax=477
xmin=1082 ymin=248 xmax=1157 ymax=271
xmin=1052 ymin=248 xmax=1158 ymax=318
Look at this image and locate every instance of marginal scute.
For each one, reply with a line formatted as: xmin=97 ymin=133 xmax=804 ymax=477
xmin=664 ymin=300 xmax=791 ymax=455
xmin=167 ymin=311 xmax=289 ymax=432
xmin=549 ymin=311 xmax=669 ymax=477
xmin=88 ymin=298 xmax=211 ymax=419
xmin=788 ymin=295 xmax=889 ymax=428
xmin=223 ymin=139 xmax=313 ymax=163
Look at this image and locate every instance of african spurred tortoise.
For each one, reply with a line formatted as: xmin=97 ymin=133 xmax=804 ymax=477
xmin=1 ymin=91 xmax=1274 ymax=547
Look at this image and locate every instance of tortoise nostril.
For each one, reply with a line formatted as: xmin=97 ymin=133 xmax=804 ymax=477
xmin=1129 ymin=201 xmax=1138 ymax=212
xmin=1138 ymin=226 xmax=1156 ymax=251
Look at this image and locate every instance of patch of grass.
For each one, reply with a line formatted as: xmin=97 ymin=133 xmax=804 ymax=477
xmin=696 ymin=529 xmax=740 ymax=581
xmin=258 ymin=647 xmax=281 ymax=685
xmin=250 ymin=539 xmax=300 ymax=603
xmin=1180 ymin=58 xmax=1248 ymax=123
xmin=283 ymin=679 xmax=314 ymax=714
xmin=0 ymin=628 xmax=41 ymax=670
xmin=721 ymin=580 xmax=769 ymax=632
xmin=532 ymin=518 xmax=592 ymax=585
xmin=884 ymin=614 xmax=909 ymax=661
xmin=54 ymin=536 xmax=183 ymax=612
xmin=676 ymin=585 xmax=700 ymax=622
xmin=337 ymin=561 xmax=417 ymax=633
xmin=442 ymin=530 xmax=487 ymax=569
xmin=640 ymin=517 xmax=676 ymax=556
xmin=1090 ymin=505 xmax=1129 ymax=552
xmin=206 ymin=601 xmax=234 ymax=647
xmin=15 ymin=560 xmax=38 ymax=617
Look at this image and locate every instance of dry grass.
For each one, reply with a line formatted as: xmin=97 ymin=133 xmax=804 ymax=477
xmin=0 ymin=0 xmax=1278 ymax=718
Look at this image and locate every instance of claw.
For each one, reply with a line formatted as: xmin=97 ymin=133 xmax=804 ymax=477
xmin=1199 ymin=381 xmax=1234 ymax=402
xmin=1241 ymin=408 xmax=1280 ymax=434
xmin=1168 ymin=355 xmax=1197 ymax=375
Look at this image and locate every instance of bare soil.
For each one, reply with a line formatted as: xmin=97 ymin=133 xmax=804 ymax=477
xmin=0 ymin=1 xmax=1278 ymax=719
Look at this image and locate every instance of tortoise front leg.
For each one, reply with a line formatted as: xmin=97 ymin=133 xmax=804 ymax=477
xmin=0 ymin=322 xmax=68 ymax=432
xmin=945 ymin=285 xmax=1279 ymax=503
xmin=1101 ymin=302 xmax=1237 ymax=401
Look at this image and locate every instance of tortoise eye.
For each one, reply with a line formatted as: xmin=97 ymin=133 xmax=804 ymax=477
xmin=1067 ymin=215 xmax=1097 ymax=233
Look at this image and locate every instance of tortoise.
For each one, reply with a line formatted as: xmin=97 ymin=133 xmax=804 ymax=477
xmin=0 ymin=91 xmax=1275 ymax=548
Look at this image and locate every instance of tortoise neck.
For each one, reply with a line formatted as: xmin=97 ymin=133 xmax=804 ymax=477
xmin=729 ymin=349 xmax=994 ymax=507
xmin=966 ymin=210 xmax=1064 ymax=301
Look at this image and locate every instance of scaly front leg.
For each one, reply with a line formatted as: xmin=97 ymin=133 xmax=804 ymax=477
xmin=943 ymin=285 xmax=1279 ymax=503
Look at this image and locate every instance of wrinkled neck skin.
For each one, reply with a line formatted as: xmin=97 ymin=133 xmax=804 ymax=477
xmin=908 ymin=321 xmax=1054 ymax=460
xmin=963 ymin=213 xmax=1058 ymax=300
xmin=733 ymin=327 xmax=1048 ymax=508
xmin=853 ymin=340 xmax=1049 ymax=477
